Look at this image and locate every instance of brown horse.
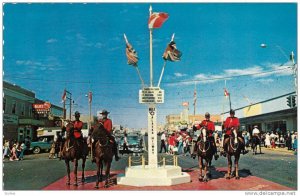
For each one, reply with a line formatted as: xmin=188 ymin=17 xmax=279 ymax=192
xmin=61 ymin=122 xmax=88 ymax=186
xmin=197 ymin=128 xmax=214 ymax=182
xmin=92 ymin=122 xmax=114 ymax=188
xmin=223 ymin=129 xmax=243 ymax=180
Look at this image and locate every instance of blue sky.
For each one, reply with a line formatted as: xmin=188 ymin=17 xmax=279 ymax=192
xmin=3 ymin=3 xmax=297 ymax=128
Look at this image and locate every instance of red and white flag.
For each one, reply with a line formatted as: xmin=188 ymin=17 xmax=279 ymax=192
xmin=62 ymin=89 xmax=66 ymax=102
xmin=88 ymin=91 xmax=92 ymax=103
xmin=182 ymin=102 xmax=189 ymax=107
xmin=224 ymin=88 xmax=230 ymax=97
xmin=148 ymin=12 xmax=169 ymax=29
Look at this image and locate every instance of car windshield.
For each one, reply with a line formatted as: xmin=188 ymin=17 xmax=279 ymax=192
xmin=119 ymin=135 xmax=139 ymax=145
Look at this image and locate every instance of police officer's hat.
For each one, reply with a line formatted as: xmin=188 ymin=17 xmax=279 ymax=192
xmin=229 ymin=109 xmax=235 ymax=115
xmin=100 ymin=110 xmax=110 ymax=114
xmin=205 ymin=112 xmax=210 ymax=118
xmin=74 ymin=111 xmax=80 ymax=116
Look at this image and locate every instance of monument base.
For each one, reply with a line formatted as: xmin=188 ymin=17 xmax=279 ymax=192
xmin=117 ymin=165 xmax=191 ymax=186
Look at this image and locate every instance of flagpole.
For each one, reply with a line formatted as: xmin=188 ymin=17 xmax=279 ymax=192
xmin=193 ymin=81 xmax=196 ymax=116
xmin=157 ymin=33 xmax=175 ymax=88
xmin=157 ymin=61 xmax=166 ymax=87
xmin=135 ymin=67 xmax=145 ymax=87
xmin=149 ymin=5 xmax=153 ymax=87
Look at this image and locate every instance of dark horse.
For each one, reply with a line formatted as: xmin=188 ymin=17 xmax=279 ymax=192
xmin=92 ymin=122 xmax=114 ymax=188
xmin=250 ymin=135 xmax=261 ymax=155
xmin=197 ymin=128 xmax=214 ymax=182
xmin=61 ymin=122 xmax=88 ymax=186
xmin=223 ymin=129 xmax=243 ymax=180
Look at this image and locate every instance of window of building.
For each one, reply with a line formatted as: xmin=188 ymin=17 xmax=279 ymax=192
xmin=265 ymin=120 xmax=287 ymax=134
xmin=21 ymin=103 xmax=25 ymax=116
xmin=29 ymin=107 xmax=32 ymax=117
xmin=3 ymin=98 xmax=6 ymax=112
xmin=12 ymin=100 xmax=16 ymax=114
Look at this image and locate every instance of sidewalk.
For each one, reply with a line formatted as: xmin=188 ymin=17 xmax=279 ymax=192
xmin=260 ymin=146 xmax=296 ymax=155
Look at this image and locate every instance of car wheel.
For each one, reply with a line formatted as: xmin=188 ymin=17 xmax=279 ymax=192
xmin=33 ymin=147 xmax=41 ymax=154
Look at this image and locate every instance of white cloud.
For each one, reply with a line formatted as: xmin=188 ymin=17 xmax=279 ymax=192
xmin=257 ymin=78 xmax=274 ymax=84
xmin=174 ymin=72 xmax=187 ymax=77
xmin=167 ymin=62 xmax=293 ymax=87
xmin=47 ymin=38 xmax=57 ymax=43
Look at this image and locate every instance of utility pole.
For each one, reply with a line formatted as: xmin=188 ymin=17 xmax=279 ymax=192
xmin=290 ymin=51 xmax=297 ymax=103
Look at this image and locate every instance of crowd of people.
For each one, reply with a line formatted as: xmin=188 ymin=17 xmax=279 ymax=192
xmin=3 ymin=138 xmax=30 ymax=161
xmin=159 ymin=130 xmax=192 ymax=156
xmin=260 ymin=131 xmax=298 ymax=151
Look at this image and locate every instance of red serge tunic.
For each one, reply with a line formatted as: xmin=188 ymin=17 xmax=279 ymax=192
xmin=195 ymin=120 xmax=215 ymax=137
xmin=100 ymin=118 xmax=112 ymax=134
xmin=73 ymin=120 xmax=83 ymax=138
xmin=224 ymin=117 xmax=240 ymax=135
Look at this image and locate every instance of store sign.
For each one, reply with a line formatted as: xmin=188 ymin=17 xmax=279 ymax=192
xmin=139 ymin=87 xmax=164 ymax=104
xmin=3 ymin=114 xmax=18 ymax=125
xmin=33 ymin=102 xmax=51 ymax=114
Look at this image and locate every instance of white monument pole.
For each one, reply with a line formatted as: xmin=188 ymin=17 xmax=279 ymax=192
xmin=148 ymin=5 xmax=158 ymax=168
xmin=118 ymin=5 xmax=190 ymax=186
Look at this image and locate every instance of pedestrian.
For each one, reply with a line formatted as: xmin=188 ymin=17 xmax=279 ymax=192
xmin=168 ymin=133 xmax=175 ymax=155
xmin=159 ymin=131 xmax=167 ymax=153
xmin=265 ymin=133 xmax=271 ymax=148
xmin=176 ymin=132 xmax=183 ymax=154
xmin=49 ymin=142 xmax=56 ymax=159
xmin=18 ymin=141 xmax=26 ymax=160
xmin=122 ymin=133 xmax=129 ymax=155
xmin=10 ymin=143 xmax=18 ymax=161
xmin=24 ymin=136 xmax=31 ymax=155
xmin=293 ymin=132 xmax=297 ymax=151
xmin=16 ymin=142 xmax=21 ymax=159
xmin=3 ymin=140 xmax=10 ymax=160
xmin=286 ymin=132 xmax=292 ymax=150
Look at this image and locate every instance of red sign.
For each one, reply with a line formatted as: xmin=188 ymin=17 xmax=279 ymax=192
xmin=33 ymin=102 xmax=51 ymax=110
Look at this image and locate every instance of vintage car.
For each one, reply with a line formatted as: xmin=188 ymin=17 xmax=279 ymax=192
xmin=117 ymin=134 xmax=144 ymax=154
xmin=29 ymin=135 xmax=54 ymax=154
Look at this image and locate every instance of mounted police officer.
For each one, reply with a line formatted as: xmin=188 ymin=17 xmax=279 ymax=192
xmin=191 ymin=112 xmax=219 ymax=160
xmin=91 ymin=109 xmax=120 ymax=162
xmin=220 ymin=109 xmax=248 ymax=156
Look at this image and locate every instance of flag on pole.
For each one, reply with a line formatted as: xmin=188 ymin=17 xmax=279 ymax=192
xmin=88 ymin=92 xmax=92 ymax=103
xmin=224 ymin=88 xmax=230 ymax=98
xmin=162 ymin=40 xmax=182 ymax=62
xmin=124 ymin=34 xmax=139 ymax=67
xmin=62 ymin=89 xmax=66 ymax=102
xmin=148 ymin=12 xmax=169 ymax=29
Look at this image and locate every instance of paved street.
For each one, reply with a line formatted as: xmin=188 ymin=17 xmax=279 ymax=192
xmin=2 ymin=146 xmax=297 ymax=190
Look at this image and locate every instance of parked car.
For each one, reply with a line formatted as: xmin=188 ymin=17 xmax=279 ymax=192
xmin=118 ymin=135 xmax=144 ymax=154
xmin=29 ymin=136 xmax=54 ymax=154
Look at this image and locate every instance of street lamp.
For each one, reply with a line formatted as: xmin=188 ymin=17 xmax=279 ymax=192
xmin=260 ymin=43 xmax=297 ymax=99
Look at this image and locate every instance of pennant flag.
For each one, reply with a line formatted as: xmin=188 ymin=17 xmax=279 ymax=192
xmin=62 ymin=89 xmax=66 ymax=102
xmin=182 ymin=102 xmax=189 ymax=106
xmin=224 ymin=89 xmax=230 ymax=97
xmin=148 ymin=12 xmax=169 ymax=29
xmin=124 ymin=34 xmax=139 ymax=67
xmin=162 ymin=40 xmax=182 ymax=62
xmin=88 ymin=91 xmax=92 ymax=103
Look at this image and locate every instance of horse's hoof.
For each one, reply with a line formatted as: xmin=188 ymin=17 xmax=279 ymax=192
xmin=235 ymin=176 xmax=240 ymax=180
xmin=95 ymin=185 xmax=99 ymax=189
xmin=226 ymin=176 xmax=230 ymax=180
xmin=199 ymin=177 xmax=203 ymax=182
xmin=66 ymin=182 xmax=70 ymax=186
xmin=104 ymin=184 xmax=109 ymax=188
xmin=73 ymin=183 xmax=78 ymax=186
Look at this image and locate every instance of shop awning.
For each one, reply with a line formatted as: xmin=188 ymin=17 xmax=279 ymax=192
xmin=19 ymin=119 xmax=45 ymax=126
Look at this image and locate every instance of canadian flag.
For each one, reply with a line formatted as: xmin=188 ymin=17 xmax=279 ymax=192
xmin=148 ymin=12 xmax=169 ymax=29
xmin=62 ymin=89 xmax=66 ymax=102
xmin=224 ymin=88 xmax=230 ymax=97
